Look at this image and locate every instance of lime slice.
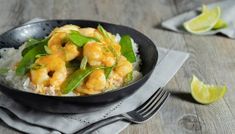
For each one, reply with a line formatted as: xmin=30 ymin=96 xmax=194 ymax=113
xmin=191 ymin=75 xmax=227 ymax=104
xmin=184 ymin=6 xmax=221 ymax=34
xmin=202 ymin=5 xmax=227 ymax=30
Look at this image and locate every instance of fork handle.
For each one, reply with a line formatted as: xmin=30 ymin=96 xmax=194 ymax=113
xmin=76 ymin=114 xmax=126 ymax=134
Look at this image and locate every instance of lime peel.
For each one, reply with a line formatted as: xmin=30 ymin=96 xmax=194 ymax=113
xmin=184 ymin=6 xmax=222 ymax=34
xmin=202 ymin=5 xmax=228 ymax=30
xmin=213 ymin=19 xmax=228 ymax=29
xmin=191 ymin=75 xmax=227 ymax=104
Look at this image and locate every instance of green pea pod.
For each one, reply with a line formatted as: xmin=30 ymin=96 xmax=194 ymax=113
xmin=68 ymin=31 xmax=98 ymax=47
xmin=61 ymin=67 xmax=95 ymax=94
xmin=119 ymin=35 xmax=136 ymax=63
xmin=124 ymin=71 xmax=133 ymax=85
xmin=44 ymin=45 xmax=51 ymax=54
xmin=22 ymin=38 xmax=49 ymax=56
xmin=16 ymin=42 xmax=47 ymax=75
xmin=97 ymin=24 xmax=111 ymax=38
xmin=25 ymin=38 xmax=41 ymax=48
xmin=80 ymin=56 xmax=88 ymax=70
xmin=104 ymin=67 xmax=113 ymax=79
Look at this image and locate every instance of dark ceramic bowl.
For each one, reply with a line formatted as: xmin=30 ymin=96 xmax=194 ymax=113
xmin=0 ymin=20 xmax=158 ymax=113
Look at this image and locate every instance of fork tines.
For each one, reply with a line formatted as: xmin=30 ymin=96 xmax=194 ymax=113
xmin=136 ymin=88 xmax=170 ymax=119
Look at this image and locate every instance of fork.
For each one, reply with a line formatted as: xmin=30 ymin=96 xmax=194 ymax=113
xmin=77 ymin=88 xmax=170 ymax=134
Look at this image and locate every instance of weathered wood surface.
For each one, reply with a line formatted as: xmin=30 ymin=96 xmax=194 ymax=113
xmin=0 ymin=0 xmax=234 ymax=133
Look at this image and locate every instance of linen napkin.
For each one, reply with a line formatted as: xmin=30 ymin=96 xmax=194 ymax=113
xmin=0 ymin=19 xmax=189 ymax=134
xmin=161 ymin=0 xmax=235 ymax=39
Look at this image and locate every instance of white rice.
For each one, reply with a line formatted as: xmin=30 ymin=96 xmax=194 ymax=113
xmin=0 ymin=45 xmax=35 ymax=92
xmin=0 ymin=35 xmax=142 ymax=96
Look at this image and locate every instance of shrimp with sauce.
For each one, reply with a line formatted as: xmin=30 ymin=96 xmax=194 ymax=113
xmin=50 ymin=24 xmax=80 ymax=36
xmin=16 ymin=24 xmax=140 ymax=96
xmin=48 ymin=32 xmax=80 ymax=61
xmin=30 ymin=54 xmax=67 ymax=89
xmin=114 ymin=56 xmax=133 ymax=77
xmin=75 ymin=69 xmax=107 ymax=95
xmin=85 ymin=69 xmax=106 ymax=91
xmin=83 ymin=42 xmax=116 ymax=67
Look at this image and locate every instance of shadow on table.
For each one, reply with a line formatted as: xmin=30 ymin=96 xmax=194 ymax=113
xmin=152 ymin=23 xmax=173 ymax=31
xmin=153 ymin=22 xmax=230 ymax=39
xmin=153 ymin=22 xmax=187 ymax=32
xmin=169 ymin=91 xmax=200 ymax=104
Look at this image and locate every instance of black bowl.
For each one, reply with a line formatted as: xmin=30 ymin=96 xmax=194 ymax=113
xmin=0 ymin=20 xmax=158 ymax=113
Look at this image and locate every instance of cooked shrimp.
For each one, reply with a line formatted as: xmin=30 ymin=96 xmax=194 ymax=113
xmin=48 ymin=32 xmax=79 ymax=61
xmin=75 ymin=85 xmax=101 ymax=95
xmin=30 ymin=55 xmax=67 ymax=88
xmin=78 ymin=28 xmax=96 ymax=37
xmin=64 ymin=42 xmax=80 ymax=61
xmin=105 ymin=72 xmax=123 ymax=89
xmin=113 ymin=43 xmax=121 ymax=55
xmin=83 ymin=42 xmax=116 ymax=67
xmin=114 ymin=56 xmax=133 ymax=77
xmin=102 ymin=38 xmax=121 ymax=59
xmin=50 ymin=24 xmax=80 ymax=36
xmin=30 ymin=68 xmax=49 ymax=86
xmin=85 ymin=69 xmax=106 ymax=91
xmin=83 ymin=42 xmax=103 ymax=66
xmin=102 ymin=52 xmax=116 ymax=67
xmin=78 ymin=27 xmax=105 ymax=41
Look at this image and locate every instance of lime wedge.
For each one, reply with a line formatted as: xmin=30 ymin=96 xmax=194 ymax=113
xmin=184 ymin=6 xmax=221 ymax=34
xmin=191 ymin=75 xmax=227 ymax=104
xmin=202 ymin=5 xmax=227 ymax=30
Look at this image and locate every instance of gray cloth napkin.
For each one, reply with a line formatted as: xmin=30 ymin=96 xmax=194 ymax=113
xmin=0 ymin=19 xmax=189 ymax=134
xmin=161 ymin=0 xmax=235 ymax=39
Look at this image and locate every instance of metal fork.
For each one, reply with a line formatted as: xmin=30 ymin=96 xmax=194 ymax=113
xmin=77 ymin=88 xmax=170 ymax=134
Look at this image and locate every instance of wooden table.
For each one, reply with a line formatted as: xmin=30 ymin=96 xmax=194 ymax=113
xmin=0 ymin=0 xmax=234 ymax=133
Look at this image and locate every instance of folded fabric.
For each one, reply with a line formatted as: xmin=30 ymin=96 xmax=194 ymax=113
xmin=0 ymin=19 xmax=189 ymax=134
xmin=161 ymin=0 xmax=235 ymax=39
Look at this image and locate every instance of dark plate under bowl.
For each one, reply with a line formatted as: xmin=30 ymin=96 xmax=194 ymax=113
xmin=0 ymin=20 xmax=158 ymax=113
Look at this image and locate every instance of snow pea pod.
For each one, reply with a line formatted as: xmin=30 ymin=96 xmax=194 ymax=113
xmin=80 ymin=56 xmax=88 ymax=70
xmin=22 ymin=38 xmax=49 ymax=56
xmin=61 ymin=67 xmax=95 ymax=94
xmin=119 ymin=35 xmax=136 ymax=63
xmin=97 ymin=24 xmax=111 ymax=39
xmin=68 ymin=31 xmax=98 ymax=47
xmin=124 ymin=71 xmax=133 ymax=85
xmin=16 ymin=42 xmax=47 ymax=75
xmin=104 ymin=67 xmax=113 ymax=79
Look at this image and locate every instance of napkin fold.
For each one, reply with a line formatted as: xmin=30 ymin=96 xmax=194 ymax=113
xmin=161 ymin=0 xmax=235 ymax=39
xmin=0 ymin=19 xmax=189 ymax=134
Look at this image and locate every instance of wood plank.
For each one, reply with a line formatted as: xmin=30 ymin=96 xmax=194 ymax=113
xmin=172 ymin=0 xmax=235 ymax=133
xmin=124 ymin=0 xmax=235 ymax=133
xmin=0 ymin=0 xmax=53 ymax=133
xmin=181 ymin=35 xmax=235 ymax=134
xmin=121 ymin=0 xmax=200 ymax=133
xmin=0 ymin=0 xmax=53 ymax=34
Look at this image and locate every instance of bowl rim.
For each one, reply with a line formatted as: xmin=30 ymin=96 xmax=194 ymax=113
xmin=0 ymin=19 xmax=158 ymax=98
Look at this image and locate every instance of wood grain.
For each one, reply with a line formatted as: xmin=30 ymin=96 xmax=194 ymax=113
xmin=0 ymin=0 xmax=234 ymax=134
